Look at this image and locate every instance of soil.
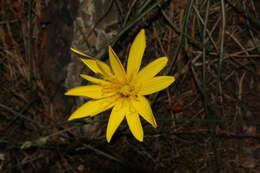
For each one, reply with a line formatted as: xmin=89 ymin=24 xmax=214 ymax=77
xmin=0 ymin=0 xmax=260 ymax=172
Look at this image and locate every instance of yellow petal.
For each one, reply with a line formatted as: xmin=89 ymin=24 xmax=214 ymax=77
xmin=106 ymin=101 xmax=126 ymax=142
xmin=126 ymin=113 xmax=144 ymax=142
xmin=139 ymin=76 xmax=175 ymax=95
xmin=80 ymin=58 xmax=101 ymax=74
xmin=137 ymin=57 xmax=168 ymax=80
xmin=80 ymin=74 xmax=110 ymax=85
xmin=80 ymin=58 xmax=114 ymax=80
xmin=131 ymin=96 xmax=157 ymax=128
xmin=71 ymin=48 xmax=113 ymax=77
xmin=65 ymin=85 xmax=113 ymax=99
xmin=108 ymin=46 xmax=126 ymax=79
xmin=68 ymin=96 xmax=117 ymax=120
xmin=71 ymin=48 xmax=95 ymax=59
xmin=96 ymin=60 xmax=114 ymax=80
xmin=127 ymin=29 xmax=146 ymax=76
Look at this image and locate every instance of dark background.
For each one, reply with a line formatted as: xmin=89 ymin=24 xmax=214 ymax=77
xmin=0 ymin=0 xmax=260 ymax=172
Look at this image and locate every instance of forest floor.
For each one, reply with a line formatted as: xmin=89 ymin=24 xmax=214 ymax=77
xmin=1 ymin=0 xmax=260 ymax=172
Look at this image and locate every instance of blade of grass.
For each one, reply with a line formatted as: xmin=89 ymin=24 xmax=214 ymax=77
xmin=157 ymin=117 xmax=260 ymax=126
xmin=226 ymin=0 xmax=260 ymax=29
xmin=160 ymin=8 xmax=202 ymax=50
xmin=74 ymin=0 xmax=161 ymax=60
xmin=27 ymin=0 xmax=33 ymax=84
xmin=96 ymin=0 xmax=161 ymax=57
xmin=136 ymin=0 xmax=154 ymax=15
xmin=152 ymin=0 xmax=194 ymax=106
xmin=122 ymin=0 xmax=138 ymax=26
xmin=0 ymin=103 xmax=48 ymax=128
xmin=81 ymin=144 xmax=125 ymax=165
xmin=202 ymin=0 xmax=210 ymax=117
xmin=218 ymin=0 xmax=226 ymax=105
xmin=192 ymin=5 xmax=218 ymax=52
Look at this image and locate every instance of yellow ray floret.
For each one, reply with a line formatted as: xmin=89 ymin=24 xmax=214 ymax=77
xmin=67 ymin=29 xmax=176 ymax=142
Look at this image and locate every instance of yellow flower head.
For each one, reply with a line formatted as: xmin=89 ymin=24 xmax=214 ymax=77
xmin=66 ymin=29 xmax=175 ymax=142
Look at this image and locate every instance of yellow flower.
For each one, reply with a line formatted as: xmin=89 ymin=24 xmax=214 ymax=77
xmin=66 ymin=29 xmax=175 ymax=142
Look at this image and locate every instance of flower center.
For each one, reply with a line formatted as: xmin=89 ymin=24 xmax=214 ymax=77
xmin=119 ymin=84 xmax=135 ymax=97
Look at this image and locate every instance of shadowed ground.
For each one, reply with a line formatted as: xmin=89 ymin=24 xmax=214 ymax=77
xmin=0 ymin=0 xmax=260 ymax=172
